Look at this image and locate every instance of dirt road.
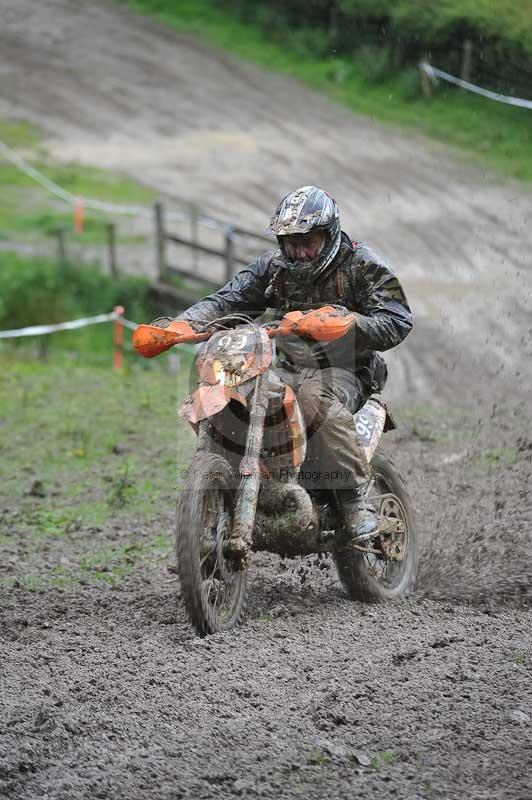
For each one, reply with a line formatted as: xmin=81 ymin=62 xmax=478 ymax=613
xmin=1 ymin=2 xmax=531 ymax=798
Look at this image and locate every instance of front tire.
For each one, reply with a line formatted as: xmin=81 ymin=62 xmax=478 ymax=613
xmin=334 ymin=453 xmax=417 ymax=602
xmin=176 ymin=452 xmax=247 ymax=635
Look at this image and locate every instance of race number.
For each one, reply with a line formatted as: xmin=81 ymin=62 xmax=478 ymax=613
xmin=217 ymin=333 xmax=248 ymax=351
xmin=355 ymin=410 xmax=376 ymax=447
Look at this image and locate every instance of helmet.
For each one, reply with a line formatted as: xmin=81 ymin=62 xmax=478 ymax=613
xmin=268 ymin=185 xmax=342 ymax=280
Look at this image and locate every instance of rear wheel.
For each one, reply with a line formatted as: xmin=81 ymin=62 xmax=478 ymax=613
xmin=176 ymin=452 xmax=247 ymax=635
xmin=334 ymin=453 xmax=417 ymax=602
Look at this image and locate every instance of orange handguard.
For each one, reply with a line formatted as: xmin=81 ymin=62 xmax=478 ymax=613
xmin=132 ymin=321 xmax=210 ymax=358
xmin=277 ymin=306 xmax=356 ymax=342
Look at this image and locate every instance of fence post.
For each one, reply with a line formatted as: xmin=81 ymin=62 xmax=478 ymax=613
xmin=55 ymin=226 xmax=67 ymax=265
xmin=74 ymin=197 xmax=84 ymax=235
xmin=113 ymin=306 xmax=125 ymax=371
xmin=419 ymin=61 xmax=432 ymax=98
xmin=461 ymin=39 xmax=473 ymax=83
xmin=224 ymin=227 xmax=235 ymax=284
xmin=154 ymin=201 xmax=167 ymax=282
xmin=106 ymin=222 xmax=118 ymax=278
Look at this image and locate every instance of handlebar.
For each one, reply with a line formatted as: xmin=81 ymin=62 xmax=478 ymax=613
xmin=132 ymin=306 xmax=356 ymax=358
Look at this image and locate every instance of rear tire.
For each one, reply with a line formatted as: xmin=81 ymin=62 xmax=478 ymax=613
xmin=176 ymin=452 xmax=247 ymax=635
xmin=334 ymin=453 xmax=417 ymax=602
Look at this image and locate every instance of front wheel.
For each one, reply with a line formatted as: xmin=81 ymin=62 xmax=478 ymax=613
xmin=176 ymin=452 xmax=247 ymax=635
xmin=334 ymin=453 xmax=417 ymax=602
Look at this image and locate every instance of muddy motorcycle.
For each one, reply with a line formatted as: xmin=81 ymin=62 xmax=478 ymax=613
xmin=133 ymin=306 xmax=417 ymax=635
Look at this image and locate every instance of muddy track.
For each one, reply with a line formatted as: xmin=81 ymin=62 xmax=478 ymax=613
xmin=1 ymin=1 xmax=531 ymax=798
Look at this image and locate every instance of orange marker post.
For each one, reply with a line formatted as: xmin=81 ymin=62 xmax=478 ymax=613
xmin=113 ymin=306 xmax=125 ymax=371
xmin=74 ymin=196 xmax=84 ymax=234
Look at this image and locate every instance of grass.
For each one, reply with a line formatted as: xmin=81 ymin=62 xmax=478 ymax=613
xmin=0 ymin=353 xmax=196 ymax=590
xmin=0 ymin=252 xmax=157 ymax=347
xmin=475 ymin=446 xmax=520 ymax=469
xmin=393 ymin=401 xmax=531 ymax=479
xmin=396 ymin=401 xmax=480 ymax=444
xmin=0 ymin=119 xmax=42 ymax=149
xmin=0 ymin=119 xmax=155 ymax=243
xmin=120 ymin=0 xmax=532 ymax=182
xmin=376 ymin=750 xmax=397 ymax=766
xmin=514 ymin=651 xmax=528 ymax=665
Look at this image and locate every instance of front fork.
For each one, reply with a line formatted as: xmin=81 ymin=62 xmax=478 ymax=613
xmin=228 ymin=372 xmax=270 ymax=566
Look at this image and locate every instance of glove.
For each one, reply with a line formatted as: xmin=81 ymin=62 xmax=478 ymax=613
xmin=278 ymin=306 xmax=356 ymax=341
xmin=150 ymin=316 xmax=202 ymax=334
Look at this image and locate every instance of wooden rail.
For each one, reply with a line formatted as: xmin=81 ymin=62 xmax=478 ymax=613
xmin=52 ymin=222 xmax=120 ymax=277
xmin=154 ymin=201 xmax=273 ymax=290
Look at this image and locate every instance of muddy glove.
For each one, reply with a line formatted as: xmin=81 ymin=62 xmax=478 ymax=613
xmin=278 ymin=306 xmax=356 ymax=341
xmin=150 ymin=316 xmax=203 ymax=332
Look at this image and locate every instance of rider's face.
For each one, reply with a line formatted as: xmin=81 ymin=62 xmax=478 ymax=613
xmin=284 ymin=231 xmax=325 ymax=262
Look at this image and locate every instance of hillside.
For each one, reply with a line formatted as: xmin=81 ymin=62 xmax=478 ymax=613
xmin=1 ymin=2 xmax=531 ymax=799
xmin=1 ymin=0 xmax=532 ymax=406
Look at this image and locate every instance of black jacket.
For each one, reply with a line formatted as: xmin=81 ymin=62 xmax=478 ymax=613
xmin=179 ymin=233 xmax=413 ymax=392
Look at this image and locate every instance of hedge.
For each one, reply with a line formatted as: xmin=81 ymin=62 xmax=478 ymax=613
xmin=215 ymin=0 xmax=532 ymax=97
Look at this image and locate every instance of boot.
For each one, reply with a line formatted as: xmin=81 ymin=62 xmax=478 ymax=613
xmin=339 ymin=486 xmax=379 ymax=543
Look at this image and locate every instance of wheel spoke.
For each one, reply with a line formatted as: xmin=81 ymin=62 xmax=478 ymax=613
xmin=177 ymin=453 xmax=248 ymax=635
xmin=372 ymin=477 xmax=408 ymax=588
xmin=334 ymin=456 xmax=415 ymax=602
xmin=198 ymin=483 xmax=244 ymax=626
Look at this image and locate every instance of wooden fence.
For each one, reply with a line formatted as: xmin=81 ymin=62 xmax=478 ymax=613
xmin=52 ymin=222 xmax=119 ymax=278
xmin=50 ymin=201 xmax=274 ymax=308
xmin=154 ymin=201 xmax=273 ymax=292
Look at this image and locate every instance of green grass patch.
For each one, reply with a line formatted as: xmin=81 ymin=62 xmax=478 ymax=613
xmin=0 ymin=117 xmax=155 ymax=242
xmin=0 ymin=356 xmax=196 ymax=590
xmin=370 ymin=750 xmax=395 ymax=770
xmin=0 ymin=153 xmax=155 ymax=205
xmin=376 ymin=750 xmax=397 ymax=767
xmin=0 ymin=202 xmax=151 ymax=246
xmin=0 ymin=118 xmax=42 ymax=149
xmin=119 ymin=0 xmax=532 ymax=182
xmin=0 ymin=252 xmax=158 ymax=361
xmin=395 ymin=401 xmax=479 ymax=444
xmin=0 ymin=175 xmax=153 ymax=243
xmin=475 ymin=446 xmax=520 ymax=469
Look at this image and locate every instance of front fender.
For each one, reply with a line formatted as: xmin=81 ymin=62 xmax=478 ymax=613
xmin=179 ymin=382 xmax=250 ymax=426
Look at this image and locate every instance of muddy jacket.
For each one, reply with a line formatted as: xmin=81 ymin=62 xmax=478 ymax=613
xmin=178 ymin=233 xmax=413 ymax=393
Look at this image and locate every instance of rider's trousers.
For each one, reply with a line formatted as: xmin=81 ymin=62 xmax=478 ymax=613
xmin=276 ymin=366 xmax=371 ymax=495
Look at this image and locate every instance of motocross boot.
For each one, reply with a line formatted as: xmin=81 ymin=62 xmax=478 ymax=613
xmin=339 ymin=486 xmax=379 ymax=543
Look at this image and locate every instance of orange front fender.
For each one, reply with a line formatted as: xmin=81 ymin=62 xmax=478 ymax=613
xmin=179 ymin=383 xmax=248 ymax=425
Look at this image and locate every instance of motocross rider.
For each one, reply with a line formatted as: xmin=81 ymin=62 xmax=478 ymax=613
xmin=166 ymin=186 xmax=413 ymax=543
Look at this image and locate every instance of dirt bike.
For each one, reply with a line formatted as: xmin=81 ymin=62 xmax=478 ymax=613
xmin=133 ymin=306 xmax=417 ymax=636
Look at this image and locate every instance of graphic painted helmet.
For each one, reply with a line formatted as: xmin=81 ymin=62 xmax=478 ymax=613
xmin=268 ymin=185 xmax=342 ymax=279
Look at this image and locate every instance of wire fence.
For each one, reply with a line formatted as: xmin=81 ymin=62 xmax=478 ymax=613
xmin=420 ymin=62 xmax=532 ymax=110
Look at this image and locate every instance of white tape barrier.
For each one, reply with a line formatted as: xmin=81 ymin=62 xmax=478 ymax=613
xmin=120 ymin=317 xmax=139 ymax=332
xmin=0 ymin=138 xmax=226 ymax=232
xmin=0 ymin=311 xmax=119 ymax=339
xmin=420 ymin=62 xmax=532 ymax=110
xmin=0 ymin=312 xmax=199 ymax=355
